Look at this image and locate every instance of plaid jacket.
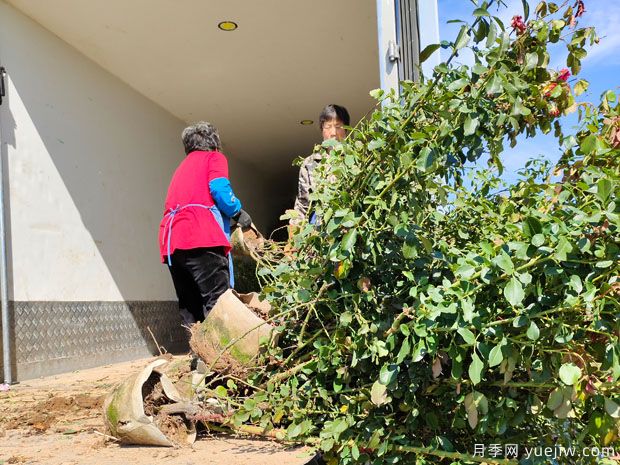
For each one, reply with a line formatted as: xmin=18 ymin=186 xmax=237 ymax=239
xmin=291 ymin=152 xmax=323 ymax=225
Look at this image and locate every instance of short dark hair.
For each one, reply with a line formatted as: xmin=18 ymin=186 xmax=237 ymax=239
xmin=319 ymin=104 xmax=350 ymax=128
xmin=181 ymin=122 xmax=222 ymax=154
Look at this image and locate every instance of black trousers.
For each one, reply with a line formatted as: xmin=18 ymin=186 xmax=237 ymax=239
xmin=167 ymin=247 xmax=230 ymax=324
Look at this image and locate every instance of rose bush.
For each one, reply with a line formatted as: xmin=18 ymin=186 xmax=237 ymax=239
xmin=208 ymin=2 xmax=618 ymax=464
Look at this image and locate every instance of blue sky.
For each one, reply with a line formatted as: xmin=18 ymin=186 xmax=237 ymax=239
xmin=436 ymin=0 xmax=620 ymax=183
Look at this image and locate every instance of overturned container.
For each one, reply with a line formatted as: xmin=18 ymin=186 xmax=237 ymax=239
xmin=103 ymin=358 xmax=197 ymax=447
xmin=190 ymin=289 xmax=275 ymax=375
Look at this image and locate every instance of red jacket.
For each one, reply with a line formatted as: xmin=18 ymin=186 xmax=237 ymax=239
xmin=159 ymin=151 xmax=239 ymax=262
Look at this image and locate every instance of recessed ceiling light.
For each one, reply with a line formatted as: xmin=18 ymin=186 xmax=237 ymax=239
xmin=218 ymin=21 xmax=238 ymax=31
xmin=300 ymin=120 xmax=314 ymax=125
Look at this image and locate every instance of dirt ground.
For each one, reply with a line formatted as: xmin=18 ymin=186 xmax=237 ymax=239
xmin=0 ymin=356 xmax=314 ymax=465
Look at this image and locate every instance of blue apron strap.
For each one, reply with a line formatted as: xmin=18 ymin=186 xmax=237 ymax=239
xmin=209 ymin=205 xmax=234 ymax=289
xmin=164 ymin=204 xmax=208 ymax=265
xmin=163 ymin=204 xmax=182 ymax=266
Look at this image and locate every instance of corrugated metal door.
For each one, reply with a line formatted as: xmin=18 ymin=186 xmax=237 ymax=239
xmin=396 ymin=0 xmax=421 ymax=82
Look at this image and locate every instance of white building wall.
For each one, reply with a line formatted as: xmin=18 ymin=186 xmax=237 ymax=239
xmin=0 ymin=0 xmax=186 ymax=302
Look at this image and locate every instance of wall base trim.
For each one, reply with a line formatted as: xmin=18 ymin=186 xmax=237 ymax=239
xmin=0 ymin=301 xmax=188 ymax=381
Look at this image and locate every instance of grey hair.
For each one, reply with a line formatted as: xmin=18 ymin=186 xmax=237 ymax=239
xmin=181 ymin=121 xmax=222 ymax=154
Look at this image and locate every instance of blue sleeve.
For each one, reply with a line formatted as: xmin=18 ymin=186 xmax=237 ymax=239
xmin=209 ymin=177 xmax=242 ymax=218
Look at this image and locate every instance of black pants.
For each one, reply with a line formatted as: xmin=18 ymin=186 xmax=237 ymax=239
xmin=167 ymin=247 xmax=230 ymax=324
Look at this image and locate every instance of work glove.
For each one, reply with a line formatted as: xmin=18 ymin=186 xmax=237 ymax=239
xmin=232 ymin=209 xmax=252 ymax=229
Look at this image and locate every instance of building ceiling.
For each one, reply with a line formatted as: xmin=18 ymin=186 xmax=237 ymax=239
xmin=7 ymin=0 xmax=380 ymax=176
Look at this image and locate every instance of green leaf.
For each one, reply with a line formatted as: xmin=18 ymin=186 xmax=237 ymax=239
xmin=462 ymin=299 xmax=475 ymax=323
xmin=577 ymin=237 xmax=591 ymax=252
xmin=512 ymin=97 xmax=532 ymax=116
xmin=596 ymin=260 xmax=613 ymax=268
xmin=287 ymin=422 xmax=302 ymax=438
xmin=547 ymin=388 xmax=564 ymax=411
xmin=553 ymin=326 xmax=575 ymax=344
xmin=396 ymin=337 xmax=411 ymax=364
xmin=320 ymin=438 xmax=335 ymax=452
xmin=524 ymin=52 xmax=538 ymax=71
xmin=402 ymin=237 xmax=417 ymax=259
xmin=526 ymin=321 xmax=540 ymax=341
xmin=332 ymin=417 xmax=348 ymax=434
xmin=568 ymin=53 xmax=581 ymax=75
xmin=531 ymin=234 xmax=545 ymax=247
xmin=425 ymin=412 xmax=440 ymax=429
xmin=371 ymin=381 xmax=388 ymax=406
xmin=535 ymin=2 xmax=547 ymax=16
xmin=368 ymin=138 xmax=386 ymax=151
xmin=549 ymin=83 xmax=563 ymax=99
xmin=559 ymin=363 xmax=582 ymax=386
xmin=468 ymin=352 xmax=484 ymax=385
xmin=523 ymin=216 xmax=543 ymax=237
xmin=486 ymin=74 xmax=503 ymax=95
xmin=605 ymin=90 xmax=617 ymax=103
xmin=604 ymin=398 xmax=620 ymax=419
xmin=435 ymin=435 xmax=455 ymax=452
xmin=518 ymin=272 xmax=532 ymax=285
xmin=472 ymin=63 xmax=488 ymax=75
xmin=412 ymin=340 xmax=427 ymax=362
xmin=400 ymin=152 xmax=413 ymax=168
xmin=458 ymin=327 xmax=476 ymax=346
xmin=474 ymin=20 xmax=488 ymax=43
xmin=596 ymin=179 xmax=612 ymax=203
xmin=494 ymin=252 xmax=514 ymax=274
xmin=488 ymin=339 xmax=506 ymax=367
xmin=521 ymin=0 xmax=530 ymax=20
xmin=464 ymin=116 xmax=479 ymax=137
xmin=551 ymin=18 xmax=565 ymax=30
xmin=555 ymin=237 xmax=573 ymax=261
xmin=367 ymin=429 xmax=382 ymax=449
xmin=530 ymin=395 xmax=543 ymax=414
xmin=369 ymin=88 xmax=384 ymax=100
xmin=513 ymin=315 xmax=527 ymax=328
xmin=574 ymin=79 xmax=589 ymax=96
xmin=451 ymin=351 xmax=464 ymax=379
xmin=454 ymin=25 xmax=470 ymax=50
xmin=419 ymin=236 xmax=433 ymax=253
xmin=416 ymin=147 xmax=436 ymax=171
xmin=341 ymin=229 xmax=358 ymax=252
xmin=569 ymin=275 xmax=583 ymax=294
xmin=297 ymin=289 xmax=312 ymax=302
xmin=486 ymin=22 xmax=497 ymax=48
xmin=447 ymin=78 xmax=469 ymax=92
xmin=504 ymin=277 xmax=525 ymax=306
xmin=379 ymin=364 xmax=399 ymax=385
xmin=579 ymin=134 xmax=598 ymax=155
xmin=340 ymin=312 xmax=352 ymax=326
xmin=473 ymin=7 xmax=490 ymax=17
xmin=613 ymin=347 xmax=620 ymax=381
xmin=456 ymin=264 xmax=476 ymax=280
xmin=419 ymin=43 xmax=441 ymax=63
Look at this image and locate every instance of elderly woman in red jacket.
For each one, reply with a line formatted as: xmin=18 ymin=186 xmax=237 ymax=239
xmin=159 ymin=122 xmax=251 ymax=325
